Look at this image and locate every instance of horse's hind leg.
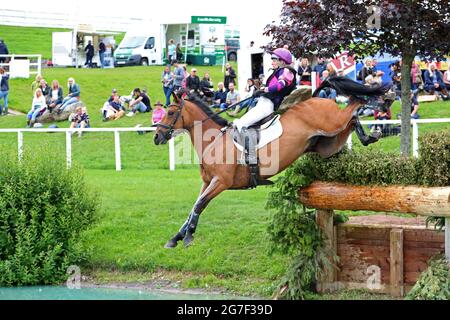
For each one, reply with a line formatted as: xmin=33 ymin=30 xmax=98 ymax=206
xmin=182 ymin=176 xmax=227 ymax=247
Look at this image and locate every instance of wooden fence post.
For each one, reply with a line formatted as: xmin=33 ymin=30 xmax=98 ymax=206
xmin=390 ymin=228 xmax=404 ymax=297
xmin=316 ymin=209 xmax=336 ymax=292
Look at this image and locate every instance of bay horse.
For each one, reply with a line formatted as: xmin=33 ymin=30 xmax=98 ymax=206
xmin=154 ymin=77 xmax=390 ymax=248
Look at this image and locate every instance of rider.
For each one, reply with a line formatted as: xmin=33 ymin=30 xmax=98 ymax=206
xmin=233 ymin=47 xmax=297 ymax=132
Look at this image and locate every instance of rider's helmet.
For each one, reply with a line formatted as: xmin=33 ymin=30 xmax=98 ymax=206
xmin=270 ymin=48 xmax=293 ymax=65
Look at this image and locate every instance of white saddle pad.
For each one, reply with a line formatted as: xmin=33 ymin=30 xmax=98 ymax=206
xmin=233 ymin=115 xmax=283 ymax=152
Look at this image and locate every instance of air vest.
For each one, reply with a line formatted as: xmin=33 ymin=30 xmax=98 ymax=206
xmin=263 ymin=66 xmax=297 ymax=109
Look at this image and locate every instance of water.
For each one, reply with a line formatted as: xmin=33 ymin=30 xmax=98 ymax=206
xmin=0 ymin=286 xmax=247 ymax=300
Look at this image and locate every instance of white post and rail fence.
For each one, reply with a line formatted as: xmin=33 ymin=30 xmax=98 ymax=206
xmin=0 ymin=127 xmax=175 ymax=171
xmin=0 ymin=54 xmax=42 ymax=78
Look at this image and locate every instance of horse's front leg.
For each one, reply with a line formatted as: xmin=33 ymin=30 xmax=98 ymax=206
xmin=164 ymin=182 xmax=208 ymax=249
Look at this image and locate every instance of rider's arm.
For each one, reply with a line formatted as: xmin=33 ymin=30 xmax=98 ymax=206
xmin=267 ymin=69 xmax=295 ymax=93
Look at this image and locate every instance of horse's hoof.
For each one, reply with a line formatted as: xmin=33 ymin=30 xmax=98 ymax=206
xmin=183 ymin=234 xmax=194 ymax=247
xmin=164 ymin=239 xmax=178 ymax=248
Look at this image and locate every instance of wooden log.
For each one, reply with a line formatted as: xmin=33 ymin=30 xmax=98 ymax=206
xmin=299 ymin=182 xmax=450 ymax=217
xmin=390 ymin=229 xmax=404 ymax=297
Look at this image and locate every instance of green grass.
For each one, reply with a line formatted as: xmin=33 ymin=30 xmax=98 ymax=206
xmin=0 ymin=25 xmax=124 ymax=60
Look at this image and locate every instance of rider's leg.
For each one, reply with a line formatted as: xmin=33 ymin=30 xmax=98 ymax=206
xmin=233 ymin=97 xmax=274 ymax=131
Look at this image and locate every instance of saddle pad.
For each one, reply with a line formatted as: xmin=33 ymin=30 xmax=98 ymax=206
xmin=233 ymin=115 xmax=283 ymax=152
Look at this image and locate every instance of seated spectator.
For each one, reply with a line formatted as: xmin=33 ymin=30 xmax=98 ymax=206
xmin=371 ymin=104 xmax=392 ymax=135
xmin=318 ymin=70 xmax=337 ymax=101
xmin=152 ymin=101 xmax=166 ymax=124
xmin=47 ymin=80 xmax=63 ymax=113
xmin=103 ymin=94 xmax=125 ymax=121
xmin=424 ymin=64 xmax=449 ymax=99
xmin=444 ymin=65 xmax=450 ymax=91
xmin=70 ymin=106 xmax=90 ymax=137
xmin=239 ymin=78 xmax=258 ymax=110
xmin=27 ymin=88 xmax=47 ymax=127
xmin=127 ymin=88 xmax=151 ymax=117
xmin=224 ymin=83 xmax=241 ymax=116
xmin=186 ymin=68 xmax=201 ymax=96
xmin=58 ymin=78 xmax=80 ymax=113
xmin=31 ymin=74 xmax=43 ymax=95
xmin=211 ymin=82 xmax=227 ymax=109
xmin=39 ymin=79 xmax=51 ymax=100
xmin=199 ymin=72 xmax=214 ymax=102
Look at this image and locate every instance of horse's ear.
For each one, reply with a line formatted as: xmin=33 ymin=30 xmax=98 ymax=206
xmin=172 ymin=90 xmax=181 ymax=104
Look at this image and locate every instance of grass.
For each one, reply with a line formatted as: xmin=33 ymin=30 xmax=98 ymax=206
xmin=0 ymin=25 xmax=124 ymax=61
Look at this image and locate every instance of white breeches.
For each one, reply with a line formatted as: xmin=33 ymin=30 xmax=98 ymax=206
xmin=233 ymin=97 xmax=274 ymax=131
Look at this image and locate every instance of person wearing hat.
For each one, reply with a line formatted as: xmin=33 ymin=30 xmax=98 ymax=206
xmin=186 ymin=68 xmax=200 ymax=96
xmin=152 ymin=101 xmax=166 ymax=125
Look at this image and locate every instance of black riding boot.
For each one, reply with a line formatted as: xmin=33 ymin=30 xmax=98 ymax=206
xmin=353 ymin=116 xmax=381 ymax=146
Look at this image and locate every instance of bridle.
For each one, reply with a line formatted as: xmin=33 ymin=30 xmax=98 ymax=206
xmin=155 ymin=99 xmax=185 ymax=140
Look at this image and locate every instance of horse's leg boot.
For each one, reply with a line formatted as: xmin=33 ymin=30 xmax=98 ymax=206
xmin=164 ymin=232 xmax=184 ymax=249
xmin=184 ymin=213 xmax=200 ymax=248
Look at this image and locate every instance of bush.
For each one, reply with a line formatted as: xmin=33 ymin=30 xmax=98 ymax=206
xmin=405 ymin=256 xmax=450 ymax=300
xmin=0 ymin=149 xmax=98 ymax=286
xmin=417 ymin=131 xmax=450 ymax=186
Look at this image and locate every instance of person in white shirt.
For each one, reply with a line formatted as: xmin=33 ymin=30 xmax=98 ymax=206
xmin=27 ymin=88 xmax=47 ymax=127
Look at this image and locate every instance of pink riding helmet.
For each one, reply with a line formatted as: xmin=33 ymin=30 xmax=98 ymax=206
xmin=271 ymin=48 xmax=292 ymax=65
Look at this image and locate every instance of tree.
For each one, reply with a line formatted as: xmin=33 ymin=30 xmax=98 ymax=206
xmin=265 ymin=0 xmax=450 ymax=156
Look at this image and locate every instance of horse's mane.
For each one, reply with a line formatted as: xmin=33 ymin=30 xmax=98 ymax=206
xmin=187 ymin=96 xmax=229 ymax=127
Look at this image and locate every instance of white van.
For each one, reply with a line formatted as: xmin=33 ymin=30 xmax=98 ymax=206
xmin=114 ymin=32 xmax=163 ymax=66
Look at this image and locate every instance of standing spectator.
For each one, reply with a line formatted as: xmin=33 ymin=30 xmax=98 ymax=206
xmin=359 ymin=58 xmax=374 ymax=84
xmin=84 ymin=40 xmax=94 ymax=68
xmin=371 ymin=59 xmax=378 ymax=73
xmin=167 ymin=39 xmax=176 ymax=64
xmin=27 ymin=88 xmax=47 ymax=127
xmin=443 ymin=65 xmax=450 ymax=91
xmin=152 ymin=101 xmax=166 ymax=124
xmin=99 ymin=40 xmax=106 ymax=68
xmin=312 ymin=57 xmax=327 ymax=78
xmin=410 ymin=92 xmax=420 ymax=119
xmin=224 ymin=83 xmax=241 ymax=115
xmin=0 ymin=39 xmax=9 ymax=64
xmin=297 ymin=58 xmax=312 ymax=86
xmin=424 ymin=63 xmax=449 ymax=98
xmin=176 ymin=43 xmax=183 ymax=61
xmin=186 ymin=68 xmax=201 ymax=95
xmin=211 ymin=82 xmax=227 ymax=109
xmin=224 ymin=63 xmax=236 ymax=90
xmin=172 ymin=60 xmax=184 ymax=92
xmin=127 ymin=88 xmax=151 ymax=116
xmin=70 ymin=106 xmax=90 ymax=137
xmin=411 ymin=62 xmax=423 ymax=93
xmin=0 ymin=67 xmax=9 ymax=115
xmin=389 ymin=61 xmax=402 ymax=98
xmin=47 ymin=80 xmax=63 ymax=113
xmin=161 ymin=65 xmax=174 ymax=106
xmin=58 ymin=78 xmax=80 ymax=112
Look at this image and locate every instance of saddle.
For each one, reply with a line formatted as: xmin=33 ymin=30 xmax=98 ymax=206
xmin=232 ymin=114 xmax=282 ymax=189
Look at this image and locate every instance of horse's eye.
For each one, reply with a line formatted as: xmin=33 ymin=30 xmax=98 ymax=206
xmin=168 ymin=111 xmax=174 ymax=116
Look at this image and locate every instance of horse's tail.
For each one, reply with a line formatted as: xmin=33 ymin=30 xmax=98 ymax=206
xmin=312 ymin=76 xmax=392 ymax=98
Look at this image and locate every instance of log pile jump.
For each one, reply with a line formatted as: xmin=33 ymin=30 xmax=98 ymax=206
xmin=298 ymin=182 xmax=450 ymax=297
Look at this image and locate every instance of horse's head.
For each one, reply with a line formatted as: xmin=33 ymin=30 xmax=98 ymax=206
xmin=154 ymin=91 xmax=188 ymax=145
